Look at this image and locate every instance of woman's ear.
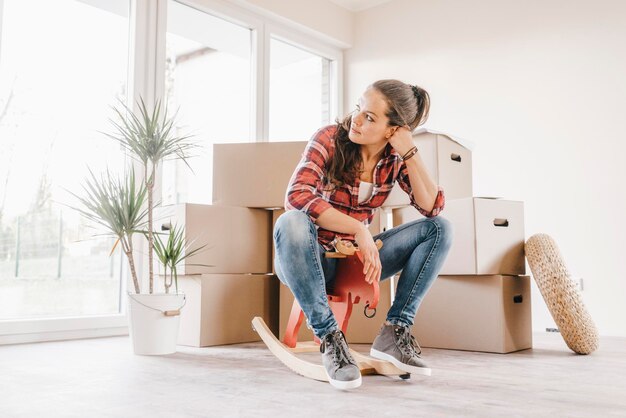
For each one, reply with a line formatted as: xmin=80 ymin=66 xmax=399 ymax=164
xmin=385 ymin=126 xmax=398 ymax=139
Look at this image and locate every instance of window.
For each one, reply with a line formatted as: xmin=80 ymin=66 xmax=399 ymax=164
xmin=161 ymin=1 xmax=341 ymax=206
xmin=162 ymin=0 xmax=253 ymax=206
xmin=269 ymin=37 xmax=332 ymax=141
xmin=0 ymin=0 xmax=130 ymax=319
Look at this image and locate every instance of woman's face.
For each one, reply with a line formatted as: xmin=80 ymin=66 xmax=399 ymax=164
xmin=348 ymin=88 xmax=396 ymax=146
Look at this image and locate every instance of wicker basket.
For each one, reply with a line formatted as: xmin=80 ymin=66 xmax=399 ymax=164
xmin=525 ymin=233 xmax=599 ymax=354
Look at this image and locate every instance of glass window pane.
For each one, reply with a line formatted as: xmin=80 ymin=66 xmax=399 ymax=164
xmin=0 ymin=0 xmax=130 ymax=319
xmin=163 ymin=0 xmax=252 ymax=206
xmin=269 ymin=38 xmax=331 ymax=141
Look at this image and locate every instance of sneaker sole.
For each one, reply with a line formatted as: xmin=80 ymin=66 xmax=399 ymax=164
xmin=370 ymin=348 xmax=432 ymax=376
xmin=325 ymin=372 xmax=362 ymax=390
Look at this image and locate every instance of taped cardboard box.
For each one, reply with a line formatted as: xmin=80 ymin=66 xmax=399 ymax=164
xmin=393 ymin=197 xmax=525 ymax=275
xmin=175 ymin=274 xmax=279 ymax=347
xmin=413 ymin=275 xmax=532 ymax=353
xmin=154 ymin=203 xmax=272 ymax=275
xmin=212 ymin=141 xmax=307 ymax=208
xmin=382 ymin=129 xmax=473 ymax=207
xmin=278 ymin=277 xmax=393 ymax=344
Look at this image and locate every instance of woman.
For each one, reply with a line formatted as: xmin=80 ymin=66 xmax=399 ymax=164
xmin=273 ymin=79 xmax=453 ymax=390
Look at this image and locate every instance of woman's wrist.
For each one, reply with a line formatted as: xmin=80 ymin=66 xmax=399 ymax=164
xmin=352 ymin=222 xmax=369 ymax=237
xmin=401 ymin=146 xmax=418 ymax=161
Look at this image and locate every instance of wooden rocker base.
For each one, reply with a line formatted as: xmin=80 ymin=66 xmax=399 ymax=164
xmin=252 ymin=316 xmax=412 ymax=382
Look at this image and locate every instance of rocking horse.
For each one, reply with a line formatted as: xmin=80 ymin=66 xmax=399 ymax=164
xmin=252 ymin=237 xmax=413 ymax=383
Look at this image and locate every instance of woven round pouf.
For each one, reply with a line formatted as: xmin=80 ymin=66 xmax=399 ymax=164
xmin=525 ymin=233 xmax=599 ymax=354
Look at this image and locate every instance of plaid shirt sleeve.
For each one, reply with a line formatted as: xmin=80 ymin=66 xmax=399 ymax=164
xmin=397 ymin=161 xmax=446 ymax=217
xmin=285 ymin=127 xmax=334 ymax=222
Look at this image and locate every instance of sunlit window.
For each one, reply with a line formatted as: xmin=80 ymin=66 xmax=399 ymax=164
xmin=0 ymin=0 xmax=130 ymax=319
xmin=269 ymin=37 xmax=332 ymax=141
xmin=162 ymin=0 xmax=253 ymax=206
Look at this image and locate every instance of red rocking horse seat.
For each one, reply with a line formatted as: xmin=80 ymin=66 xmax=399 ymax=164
xmin=282 ymin=245 xmax=380 ymax=348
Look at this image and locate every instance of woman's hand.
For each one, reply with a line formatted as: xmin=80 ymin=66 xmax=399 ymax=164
xmin=354 ymin=225 xmax=381 ymax=284
xmin=387 ymin=125 xmax=414 ymax=157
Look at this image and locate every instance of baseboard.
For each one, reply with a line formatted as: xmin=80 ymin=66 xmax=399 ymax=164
xmin=0 ymin=326 xmax=129 ymax=346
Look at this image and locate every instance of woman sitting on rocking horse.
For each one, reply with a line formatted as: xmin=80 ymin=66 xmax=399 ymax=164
xmin=273 ymin=79 xmax=453 ymax=390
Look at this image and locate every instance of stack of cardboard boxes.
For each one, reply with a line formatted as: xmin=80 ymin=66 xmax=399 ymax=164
xmin=155 ymin=141 xmax=322 ymax=347
xmin=390 ymin=128 xmax=532 ymax=353
xmin=153 ymin=203 xmax=276 ymax=347
xmin=160 ymin=128 xmax=531 ymax=353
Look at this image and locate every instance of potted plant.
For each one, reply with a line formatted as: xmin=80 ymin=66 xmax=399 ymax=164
xmin=72 ymin=98 xmax=198 ymax=355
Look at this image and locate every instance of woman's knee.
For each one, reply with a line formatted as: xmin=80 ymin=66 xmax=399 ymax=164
xmin=274 ymin=210 xmax=314 ymax=244
xmin=428 ymin=216 xmax=454 ymax=249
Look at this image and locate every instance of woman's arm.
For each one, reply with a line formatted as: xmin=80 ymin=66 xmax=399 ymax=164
xmin=285 ymin=127 xmax=334 ymax=221
xmin=403 ymin=154 xmax=439 ymax=213
xmin=317 ymin=207 xmax=381 ymax=284
xmin=315 ymin=207 xmax=366 ymax=235
xmin=389 ymin=126 xmax=445 ymax=216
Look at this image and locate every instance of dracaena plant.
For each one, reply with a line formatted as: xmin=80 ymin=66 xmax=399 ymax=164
xmin=69 ymin=168 xmax=148 ymax=294
xmin=105 ymin=98 xmax=197 ymax=294
xmin=151 ymin=223 xmax=210 ymax=294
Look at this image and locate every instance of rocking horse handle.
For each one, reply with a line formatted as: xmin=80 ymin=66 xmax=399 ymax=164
xmin=353 ymin=239 xmax=384 ymax=262
xmin=335 ymin=238 xmax=383 ymax=256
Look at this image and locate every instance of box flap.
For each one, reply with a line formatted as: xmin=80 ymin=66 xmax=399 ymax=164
xmin=414 ymin=127 xmax=475 ymax=151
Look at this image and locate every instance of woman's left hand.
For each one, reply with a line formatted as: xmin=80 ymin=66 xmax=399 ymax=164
xmin=387 ymin=125 xmax=414 ymax=157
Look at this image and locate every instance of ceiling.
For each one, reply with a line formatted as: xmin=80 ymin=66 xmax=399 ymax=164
xmin=327 ymin=0 xmax=394 ymax=12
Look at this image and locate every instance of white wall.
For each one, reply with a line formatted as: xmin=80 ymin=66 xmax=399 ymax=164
xmin=346 ymin=0 xmax=626 ymax=336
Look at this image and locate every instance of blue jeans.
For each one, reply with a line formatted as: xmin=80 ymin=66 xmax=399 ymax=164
xmin=273 ymin=210 xmax=453 ymax=339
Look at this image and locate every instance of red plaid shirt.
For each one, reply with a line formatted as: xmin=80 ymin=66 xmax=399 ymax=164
xmin=285 ymin=125 xmax=445 ymax=250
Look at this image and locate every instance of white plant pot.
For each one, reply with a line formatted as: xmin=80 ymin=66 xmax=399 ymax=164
xmin=127 ymin=292 xmax=186 ymax=355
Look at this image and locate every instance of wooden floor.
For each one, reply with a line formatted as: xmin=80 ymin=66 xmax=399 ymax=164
xmin=0 ymin=333 xmax=625 ymax=417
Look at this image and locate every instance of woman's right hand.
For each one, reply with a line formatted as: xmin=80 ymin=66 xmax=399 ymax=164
xmin=354 ymin=225 xmax=381 ymax=285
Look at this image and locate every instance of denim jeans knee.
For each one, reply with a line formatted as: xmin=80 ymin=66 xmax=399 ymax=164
xmin=274 ymin=210 xmax=312 ymax=246
xmin=426 ymin=216 xmax=454 ymax=252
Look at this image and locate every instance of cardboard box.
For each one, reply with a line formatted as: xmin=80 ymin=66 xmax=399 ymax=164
xmin=369 ymin=207 xmax=393 ymax=236
xmin=278 ymin=277 xmax=393 ymax=344
xmin=176 ymin=274 xmax=279 ymax=347
xmin=394 ymin=197 xmax=525 ymax=275
xmin=413 ymin=275 xmax=532 ymax=353
xmin=270 ymin=209 xmax=284 ymax=275
xmin=212 ymin=141 xmax=307 ymax=208
xmin=382 ymin=129 xmax=473 ymax=207
xmin=154 ymin=203 xmax=272 ymax=275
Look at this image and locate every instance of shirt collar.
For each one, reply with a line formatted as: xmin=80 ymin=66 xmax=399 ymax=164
xmin=383 ymin=143 xmax=400 ymax=160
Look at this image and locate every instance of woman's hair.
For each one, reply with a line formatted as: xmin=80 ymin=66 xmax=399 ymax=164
xmin=324 ymin=79 xmax=430 ymax=189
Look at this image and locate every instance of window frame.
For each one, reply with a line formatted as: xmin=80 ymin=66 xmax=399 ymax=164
xmin=0 ymin=0 xmax=343 ymax=345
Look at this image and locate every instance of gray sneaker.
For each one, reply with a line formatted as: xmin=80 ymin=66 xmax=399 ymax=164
xmin=320 ymin=329 xmax=362 ymax=389
xmin=370 ymin=324 xmax=432 ymax=376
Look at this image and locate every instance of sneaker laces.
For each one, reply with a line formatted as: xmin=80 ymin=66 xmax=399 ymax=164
xmin=394 ymin=326 xmax=422 ymax=358
xmin=321 ymin=330 xmax=355 ymax=368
